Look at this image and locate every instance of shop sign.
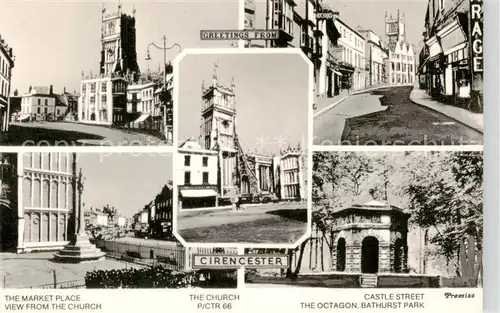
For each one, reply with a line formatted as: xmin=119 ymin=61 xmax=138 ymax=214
xmin=471 ymin=0 xmax=483 ymax=72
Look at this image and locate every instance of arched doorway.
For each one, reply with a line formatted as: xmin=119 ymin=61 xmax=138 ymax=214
xmin=361 ymin=236 xmax=379 ymax=273
xmin=394 ymin=238 xmax=404 ymax=273
xmin=336 ymin=238 xmax=346 ymax=271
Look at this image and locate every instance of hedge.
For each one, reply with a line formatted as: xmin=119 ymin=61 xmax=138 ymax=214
xmin=85 ymin=266 xmax=200 ymax=288
xmin=85 ymin=266 xmax=237 ymax=289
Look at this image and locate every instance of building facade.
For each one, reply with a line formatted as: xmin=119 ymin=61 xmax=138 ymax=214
xmin=78 ymin=75 xmax=128 ymax=125
xmin=385 ymin=12 xmax=416 ymax=86
xmin=17 ymin=153 xmax=77 ymax=253
xmin=126 ymin=78 xmax=163 ymax=133
xmin=418 ymin=0 xmax=482 ymax=112
xmin=151 ymin=184 xmax=173 ymax=239
xmin=0 ymin=35 xmax=14 ymax=132
xmin=335 ymin=19 xmax=366 ymax=91
xmin=19 ymin=86 xmax=68 ymax=121
xmin=357 ymin=29 xmax=389 ymax=86
xmin=177 ymin=140 xmax=218 ymax=209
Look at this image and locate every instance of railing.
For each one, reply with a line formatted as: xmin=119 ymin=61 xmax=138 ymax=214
xmin=95 ymin=239 xmax=186 ymax=271
xmin=4 ymin=269 xmax=86 ymax=289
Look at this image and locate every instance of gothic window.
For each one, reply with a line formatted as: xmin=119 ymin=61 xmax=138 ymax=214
xmin=24 ymin=213 xmax=31 ymax=242
xmin=51 ymin=181 xmax=58 ymax=208
xmin=23 ymin=178 xmax=32 ymax=207
xmin=59 ymin=182 xmax=67 ymax=208
xmin=107 ymin=21 xmax=115 ymax=35
xmin=32 ymin=213 xmax=40 ymax=242
xmin=42 ymin=213 xmax=50 ymax=242
xmin=42 ymin=180 xmax=49 ymax=208
xmin=50 ymin=152 xmax=58 ymax=171
xmin=42 ymin=153 xmax=49 ymax=170
xmin=23 ymin=153 xmax=32 ymax=168
xmin=33 ymin=179 xmax=41 ymax=207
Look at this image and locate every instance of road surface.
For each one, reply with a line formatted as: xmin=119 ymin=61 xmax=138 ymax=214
xmin=313 ymin=86 xmax=483 ymax=146
xmin=5 ymin=122 xmax=167 ymax=146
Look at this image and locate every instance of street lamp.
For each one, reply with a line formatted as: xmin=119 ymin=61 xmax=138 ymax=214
xmin=145 ymin=36 xmax=182 ymax=144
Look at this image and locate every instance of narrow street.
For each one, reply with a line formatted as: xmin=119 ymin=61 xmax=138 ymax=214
xmin=5 ymin=122 xmax=167 ymax=146
xmin=313 ymin=86 xmax=483 ymax=146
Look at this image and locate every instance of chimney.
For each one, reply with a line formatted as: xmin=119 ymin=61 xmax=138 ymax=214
xmin=63 ymin=86 xmax=66 ymax=93
xmin=49 ymin=85 xmax=53 ymax=95
xmin=13 ymin=89 xmax=18 ymax=96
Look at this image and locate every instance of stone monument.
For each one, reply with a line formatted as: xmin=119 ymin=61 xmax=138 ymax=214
xmin=53 ymin=168 xmax=105 ymax=262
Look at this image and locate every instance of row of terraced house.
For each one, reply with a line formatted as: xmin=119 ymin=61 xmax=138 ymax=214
xmin=132 ymin=182 xmax=174 ymax=239
xmin=244 ymin=0 xmax=417 ymax=104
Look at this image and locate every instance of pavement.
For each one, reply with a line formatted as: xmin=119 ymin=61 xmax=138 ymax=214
xmin=0 ymin=252 xmax=143 ymax=288
xmin=313 ymin=85 xmax=483 ymax=146
xmin=6 ymin=122 xmax=167 ymax=146
xmin=313 ymin=84 xmax=389 ymax=117
xmin=409 ymin=87 xmax=483 ymax=133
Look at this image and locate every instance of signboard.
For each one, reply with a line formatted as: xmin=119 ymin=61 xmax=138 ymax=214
xmin=315 ymin=10 xmax=339 ymax=20
xmin=192 ymin=254 xmax=289 ymax=269
xmin=470 ymin=0 xmax=483 ymax=72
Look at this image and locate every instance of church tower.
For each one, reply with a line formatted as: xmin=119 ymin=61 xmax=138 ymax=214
xmin=385 ymin=10 xmax=406 ymax=47
xmin=200 ymin=63 xmax=237 ymax=152
xmin=100 ymin=2 xmax=140 ymax=78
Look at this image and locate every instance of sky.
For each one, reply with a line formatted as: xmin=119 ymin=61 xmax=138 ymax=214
xmin=1 ymin=0 xmax=239 ymax=94
xmin=253 ymin=0 xmax=428 ymax=49
xmin=177 ymin=53 xmax=310 ymax=155
xmin=76 ymin=152 xmax=173 ymax=218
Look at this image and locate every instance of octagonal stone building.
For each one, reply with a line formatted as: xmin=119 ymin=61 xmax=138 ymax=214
xmin=330 ymin=200 xmax=410 ymax=274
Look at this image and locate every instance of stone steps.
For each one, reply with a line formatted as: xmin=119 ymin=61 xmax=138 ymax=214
xmin=53 ymin=235 xmax=106 ymax=263
xmin=360 ymin=274 xmax=378 ymax=288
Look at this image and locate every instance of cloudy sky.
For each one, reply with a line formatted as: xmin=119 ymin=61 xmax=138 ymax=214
xmin=177 ymin=52 xmax=310 ymax=155
xmin=1 ymin=0 xmax=239 ymax=94
xmin=77 ymin=152 xmax=172 ymax=218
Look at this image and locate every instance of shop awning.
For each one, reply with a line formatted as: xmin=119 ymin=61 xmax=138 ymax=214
xmin=438 ymin=19 xmax=467 ymax=54
xmin=180 ymin=189 xmax=217 ymax=198
xmin=132 ymin=113 xmax=150 ymax=124
xmin=17 ymin=114 xmax=30 ymax=121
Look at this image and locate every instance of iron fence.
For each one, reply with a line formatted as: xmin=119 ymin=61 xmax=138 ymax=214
xmin=94 ymin=239 xmax=238 ymax=271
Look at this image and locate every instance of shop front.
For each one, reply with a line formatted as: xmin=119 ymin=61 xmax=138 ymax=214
xmin=178 ymin=185 xmax=218 ymax=210
xmin=424 ymin=35 xmax=444 ymax=99
xmin=438 ymin=16 xmax=469 ymax=105
xmin=336 ymin=63 xmax=355 ymax=91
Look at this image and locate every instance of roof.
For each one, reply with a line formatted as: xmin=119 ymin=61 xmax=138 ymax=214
xmin=334 ymin=199 xmax=409 ymax=217
xmin=179 ymin=138 xmax=202 ymax=149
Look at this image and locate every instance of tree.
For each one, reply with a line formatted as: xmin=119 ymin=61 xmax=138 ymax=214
xmin=402 ymin=151 xmax=483 ymax=276
xmin=312 ymin=152 xmax=377 ymax=254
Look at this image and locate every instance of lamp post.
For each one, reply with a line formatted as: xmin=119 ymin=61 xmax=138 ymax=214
xmin=145 ymin=36 xmax=182 ymax=144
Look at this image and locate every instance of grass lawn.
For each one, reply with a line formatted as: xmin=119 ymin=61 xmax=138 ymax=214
xmin=179 ymin=216 xmax=307 ymax=243
xmin=178 ymin=202 xmax=308 ymax=244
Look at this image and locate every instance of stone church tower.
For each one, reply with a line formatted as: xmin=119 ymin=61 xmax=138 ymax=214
xmin=100 ymin=3 xmax=140 ymax=78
